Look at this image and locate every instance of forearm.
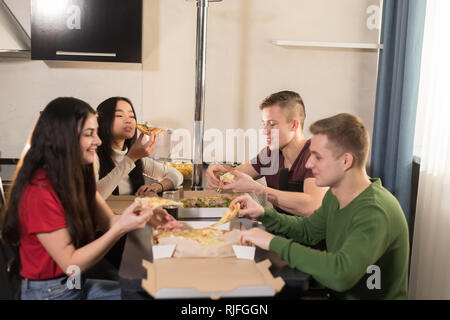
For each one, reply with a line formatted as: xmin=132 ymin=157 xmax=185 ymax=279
xmin=143 ymin=158 xmax=183 ymax=188
xmin=159 ymin=178 xmax=174 ymax=191
xmin=68 ymin=225 xmax=124 ymax=273
xmin=260 ymin=208 xmax=322 ymax=245
xmin=263 ymin=186 xmax=319 ymax=216
xmin=96 ymin=156 xmax=136 ymax=199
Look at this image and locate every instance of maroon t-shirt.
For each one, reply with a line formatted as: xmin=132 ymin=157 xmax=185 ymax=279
xmin=251 ymin=139 xmax=314 ymax=191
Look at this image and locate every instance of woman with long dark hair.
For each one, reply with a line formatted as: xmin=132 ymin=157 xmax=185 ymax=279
xmin=95 ymin=97 xmax=183 ymax=199
xmin=0 ymin=97 xmax=180 ymax=300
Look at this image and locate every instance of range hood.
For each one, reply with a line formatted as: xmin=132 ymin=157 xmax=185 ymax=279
xmin=0 ymin=0 xmax=30 ymax=57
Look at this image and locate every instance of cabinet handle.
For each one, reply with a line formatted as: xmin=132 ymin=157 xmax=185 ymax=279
xmin=56 ymin=51 xmax=117 ymax=57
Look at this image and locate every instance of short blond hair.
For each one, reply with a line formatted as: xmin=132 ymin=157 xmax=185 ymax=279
xmin=259 ymin=91 xmax=306 ymax=128
xmin=309 ymin=113 xmax=370 ymax=169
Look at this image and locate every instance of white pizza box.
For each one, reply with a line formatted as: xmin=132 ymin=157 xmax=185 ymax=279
xmin=142 ymin=218 xmax=283 ymax=299
xmin=178 ymin=207 xmax=228 ymax=218
xmin=179 ymin=220 xmax=232 ymax=230
xmin=151 ymin=220 xmax=255 ymax=260
xmin=152 ymin=243 xmax=256 ymax=260
xmin=141 ymin=258 xmax=284 ymax=299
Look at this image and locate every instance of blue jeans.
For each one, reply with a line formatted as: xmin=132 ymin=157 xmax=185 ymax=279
xmin=21 ymin=275 xmax=121 ymax=300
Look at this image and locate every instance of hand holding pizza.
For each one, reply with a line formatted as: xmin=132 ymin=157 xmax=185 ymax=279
xmin=239 ymin=228 xmax=274 ymax=251
xmin=127 ymin=132 xmax=156 ymax=162
xmin=230 ymin=193 xmax=265 ymax=220
xmin=205 ymin=163 xmax=229 ymax=189
xmin=221 ymin=170 xmax=263 ymax=193
xmin=114 ymin=202 xmax=153 ymax=235
xmin=149 ymin=208 xmax=183 ymax=231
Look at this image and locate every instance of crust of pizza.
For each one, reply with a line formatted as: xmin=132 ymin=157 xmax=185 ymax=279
xmin=137 ymin=123 xmax=163 ymax=136
xmin=136 ymin=124 xmax=151 ymax=135
xmin=150 ymin=127 xmax=163 ymax=135
xmin=135 ymin=197 xmax=184 ymax=210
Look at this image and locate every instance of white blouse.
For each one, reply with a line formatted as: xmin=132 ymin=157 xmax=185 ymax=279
xmin=94 ymin=148 xmax=183 ymax=199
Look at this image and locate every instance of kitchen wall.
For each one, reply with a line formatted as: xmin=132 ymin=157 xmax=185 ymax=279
xmin=0 ymin=0 xmax=381 ymax=162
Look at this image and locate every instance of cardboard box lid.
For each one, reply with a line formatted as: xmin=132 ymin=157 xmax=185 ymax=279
xmin=141 ymin=258 xmax=285 ymax=299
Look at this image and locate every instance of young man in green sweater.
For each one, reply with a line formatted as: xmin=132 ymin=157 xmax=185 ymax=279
xmin=231 ymin=113 xmax=409 ymax=300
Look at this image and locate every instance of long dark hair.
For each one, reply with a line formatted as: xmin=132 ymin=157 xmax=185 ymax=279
xmin=0 ymin=97 xmax=97 ymax=248
xmin=96 ymin=97 xmax=144 ymax=195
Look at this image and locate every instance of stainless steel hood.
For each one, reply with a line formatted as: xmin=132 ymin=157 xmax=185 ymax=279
xmin=0 ymin=0 xmax=30 ymax=57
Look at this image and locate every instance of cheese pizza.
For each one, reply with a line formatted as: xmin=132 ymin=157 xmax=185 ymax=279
xmin=217 ymin=172 xmax=235 ymax=193
xmin=219 ymin=172 xmax=235 ymax=184
xmin=135 ymin=196 xmax=184 ymax=210
xmin=154 ymin=227 xmax=230 ymax=246
xmin=137 ymin=122 xmax=163 ymax=136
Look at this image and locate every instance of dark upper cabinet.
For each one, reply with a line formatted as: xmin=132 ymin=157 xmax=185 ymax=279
xmin=31 ymin=0 xmax=142 ymax=63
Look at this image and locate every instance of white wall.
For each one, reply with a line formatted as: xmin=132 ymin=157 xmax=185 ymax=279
xmin=142 ymin=0 xmax=381 ymax=162
xmin=0 ymin=58 xmax=143 ymax=158
xmin=0 ymin=0 xmax=381 ymax=162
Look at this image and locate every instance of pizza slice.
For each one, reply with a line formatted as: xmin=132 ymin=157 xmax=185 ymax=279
xmin=154 ymin=227 xmax=229 ymax=246
xmin=135 ymin=196 xmax=184 ymax=210
xmin=137 ymin=122 xmax=164 ymax=136
xmin=217 ymin=172 xmax=235 ymax=193
xmin=219 ymin=172 xmax=236 ymax=184
xmin=210 ymin=203 xmax=240 ymax=227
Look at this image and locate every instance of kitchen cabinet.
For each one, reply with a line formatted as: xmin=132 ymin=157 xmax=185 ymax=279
xmin=31 ymin=0 xmax=142 ymax=63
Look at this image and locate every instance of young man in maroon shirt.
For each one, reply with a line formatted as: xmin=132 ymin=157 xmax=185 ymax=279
xmin=206 ymin=91 xmax=327 ymax=217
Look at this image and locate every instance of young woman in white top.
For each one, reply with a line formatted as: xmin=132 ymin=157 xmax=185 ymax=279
xmin=95 ymin=97 xmax=183 ymax=200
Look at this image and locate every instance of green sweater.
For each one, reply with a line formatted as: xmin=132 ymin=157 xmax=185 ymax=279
xmin=261 ymin=178 xmax=409 ymax=300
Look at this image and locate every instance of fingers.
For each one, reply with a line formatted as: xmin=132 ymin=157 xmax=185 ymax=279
xmin=126 ymin=201 xmax=140 ymax=213
xmin=230 ymin=195 xmax=247 ymax=208
xmin=135 ymin=209 xmax=152 ymax=228
xmin=206 ymin=170 xmax=220 ymax=187
xmin=206 ymin=180 xmax=218 ymax=189
xmin=239 ymin=230 xmax=254 ymax=246
xmin=143 ymin=134 xmax=156 ymax=154
xmin=206 ymin=164 xmax=227 ymax=183
xmin=145 ymin=133 xmax=156 ymax=146
xmin=135 ymin=185 xmax=159 ymax=196
xmin=135 ymin=186 xmax=147 ymax=196
xmin=239 ymin=228 xmax=273 ymax=250
xmin=230 ymin=169 xmax=243 ymax=177
xmin=221 ymin=182 xmax=235 ymax=190
xmin=152 ymin=209 xmax=183 ymax=230
xmin=215 ymin=166 xmax=229 ymax=174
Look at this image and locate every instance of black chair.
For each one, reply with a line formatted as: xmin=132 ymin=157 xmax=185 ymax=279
xmin=0 ymin=177 xmax=5 ymax=207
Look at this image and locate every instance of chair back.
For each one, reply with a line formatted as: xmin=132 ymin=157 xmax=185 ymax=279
xmin=0 ymin=176 xmax=5 ymax=207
